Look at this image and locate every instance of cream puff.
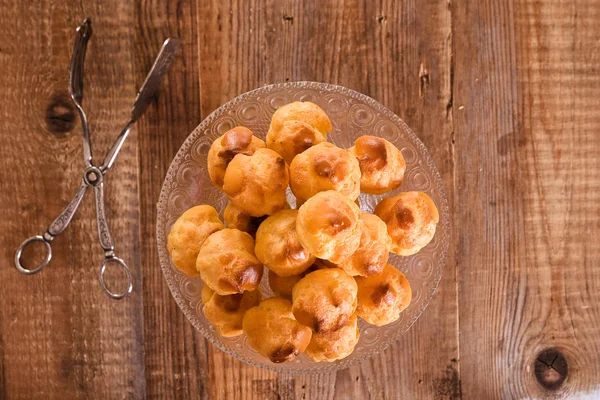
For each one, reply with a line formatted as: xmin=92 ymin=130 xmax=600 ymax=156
xmin=336 ymin=213 xmax=391 ymax=276
xmin=267 ymin=120 xmax=327 ymax=165
xmin=374 ymin=191 xmax=439 ymax=256
xmin=201 ymin=285 xmax=261 ymax=337
xmin=196 ymin=229 xmax=263 ymax=295
xmin=222 ymin=148 xmax=289 ymax=217
xmin=305 ymin=313 xmax=360 ymax=362
xmin=292 ymin=268 xmax=358 ymax=332
xmin=348 ymin=136 xmax=406 ymax=194
xmin=223 ymin=202 xmax=268 ymax=238
xmin=268 ymin=262 xmax=327 ymax=299
xmin=312 ymin=259 xmax=337 ymax=270
xmin=296 ymin=190 xmax=362 ymax=263
xmin=268 ymin=270 xmax=304 ymax=300
xmin=355 ymin=264 xmax=412 ymax=326
xmin=290 ymin=142 xmax=361 ymax=203
xmin=167 ymin=205 xmax=224 ymax=276
xmin=243 ymin=297 xmax=312 ymax=363
xmin=207 ymin=126 xmax=265 ymax=189
xmin=266 ymin=102 xmax=332 ymax=164
xmin=255 ymin=209 xmax=315 ymax=276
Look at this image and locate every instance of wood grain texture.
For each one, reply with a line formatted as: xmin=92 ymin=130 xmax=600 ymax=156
xmin=453 ymin=0 xmax=600 ymax=398
xmin=193 ymin=0 xmax=457 ymax=399
xmin=0 ymin=1 xmax=145 ymax=399
xmin=1 ymin=0 xmax=599 ymax=398
xmin=134 ymin=1 xmax=213 ymax=399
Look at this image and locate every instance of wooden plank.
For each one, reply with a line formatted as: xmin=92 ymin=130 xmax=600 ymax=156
xmin=192 ymin=0 xmax=458 ymax=398
xmin=0 ymin=1 xmax=145 ymax=399
xmin=133 ymin=1 xmax=213 ymax=399
xmin=324 ymin=0 xmax=459 ymax=398
xmin=453 ymin=0 xmax=600 ymax=398
xmin=196 ymin=2 xmax=282 ymax=398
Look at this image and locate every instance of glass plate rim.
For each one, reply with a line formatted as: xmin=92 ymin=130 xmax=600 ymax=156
xmin=156 ymin=81 xmax=450 ymax=374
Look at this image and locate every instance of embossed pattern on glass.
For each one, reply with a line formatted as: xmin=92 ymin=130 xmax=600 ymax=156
xmin=156 ymin=82 xmax=450 ymax=373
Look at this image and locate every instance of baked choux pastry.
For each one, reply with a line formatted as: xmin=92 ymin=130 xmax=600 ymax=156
xmin=267 ymin=102 xmax=332 ymax=164
xmin=255 ymin=209 xmax=315 ymax=276
xmin=268 ymin=270 xmax=304 ymax=300
xmin=374 ymin=191 xmax=439 ymax=256
xmin=290 ymin=142 xmax=361 ymax=203
xmin=267 ymin=120 xmax=327 ymax=165
xmin=305 ymin=313 xmax=360 ymax=362
xmin=355 ymin=264 xmax=412 ymax=326
xmin=268 ymin=263 xmax=325 ymax=299
xmin=207 ymin=126 xmax=265 ymax=189
xmin=292 ymin=268 xmax=358 ymax=332
xmin=243 ymin=297 xmax=312 ymax=363
xmin=196 ymin=229 xmax=264 ymax=295
xmin=222 ymin=148 xmax=289 ymax=217
xmin=201 ymin=285 xmax=261 ymax=337
xmin=312 ymin=259 xmax=337 ymax=269
xmin=167 ymin=205 xmax=224 ymax=276
xmin=296 ymin=190 xmax=362 ymax=263
xmin=269 ymin=101 xmax=332 ymax=136
xmin=223 ymin=203 xmax=268 ymax=238
xmin=348 ymin=136 xmax=406 ymax=194
xmin=336 ymin=213 xmax=391 ymax=277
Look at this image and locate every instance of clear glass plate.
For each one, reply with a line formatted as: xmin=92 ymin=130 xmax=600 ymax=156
xmin=156 ymin=82 xmax=450 ymax=373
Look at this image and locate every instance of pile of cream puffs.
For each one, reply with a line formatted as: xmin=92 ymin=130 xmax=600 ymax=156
xmin=168 ymin=101 xmax=439 ymax=363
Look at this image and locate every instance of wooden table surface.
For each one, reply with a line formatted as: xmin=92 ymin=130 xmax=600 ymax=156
xmin=1 ymin=0 xmax=599 ymax=399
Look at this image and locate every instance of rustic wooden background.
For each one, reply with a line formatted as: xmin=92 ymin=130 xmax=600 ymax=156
xmin=1 ymin=0 xmax=599 ymax=399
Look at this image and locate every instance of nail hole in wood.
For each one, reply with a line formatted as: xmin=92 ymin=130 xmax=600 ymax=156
xmin=419 ymin=63 xmax=430 ymax=98
xmin=45 ymin=93 xmax=76 ymax=136
xmin=534 ymin=348 xmax=568 ymax=391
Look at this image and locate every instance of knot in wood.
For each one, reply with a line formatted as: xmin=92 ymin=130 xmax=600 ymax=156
xmin=534 ymin=348 xmax=568 ymax=391
xmin=45 ymin=93 xmax=76 ymax=136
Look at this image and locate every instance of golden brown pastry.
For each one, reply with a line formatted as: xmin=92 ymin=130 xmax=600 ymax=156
xmin=268 ymin=270 xmax=304 ymax=300
xmin=268 ymin=263 xmax=327 ymax=300
xmin=196 ymin=229 xmax=264 ymax=295
xmin=223 ymin=203 xmax=268 ymax=238
xmin=374 ymin=191 xmax=439 ymax=256
xmin=167 ymin=205 xmax=224 ymax=276
xmin=296 ymin=190 xmax=362 ymax=263
xmin=290 ymin=142 xmax=361 ymax=203
xmin=267 ymin=120 xmax=326 ymax=165
xmin=355 ymin=264 xmax=412 ymax=326
xmin=207 ymin=126 xmax=265 ymax=189
xmin=201 ymin=285 xmax=261 ymax=337
xmin=305 ymin=313 xmax=360 ymax=362
xmin=269 ymin=101 xmax=332 ymax=136
xmin=348 ymin=136 xmax=406 ymax=194
xmin=222 ymin=148 xmax=289 ymax=217
xmin=336 ymin=213 xmax=391 ymax=277
xmin=292 ymin=268 xmax=358 ymax=332
xmin=312 ymin=259 xmax=337 ymax=270
xmin=266 ymin=102 xmax=332 ymax=164
xmin=255 ymin=209 xmax=315 ymax=276
xmin=243 ymin=297 xmax=312 ymax=363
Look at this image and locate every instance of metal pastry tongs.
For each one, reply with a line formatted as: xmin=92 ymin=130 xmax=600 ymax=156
xmin=14 ymin=19 xmax=179 ymax=299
